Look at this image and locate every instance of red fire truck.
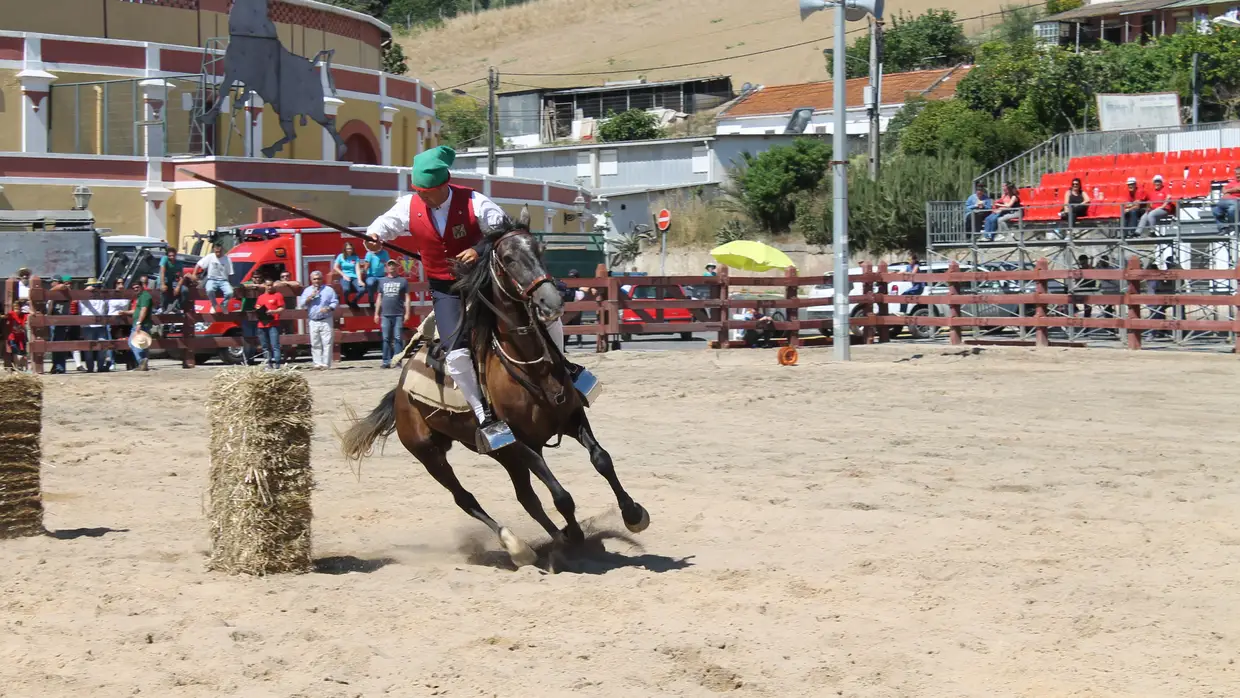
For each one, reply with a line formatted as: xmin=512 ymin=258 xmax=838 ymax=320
xmin=187 ymin=218 xmax=425 ymax=365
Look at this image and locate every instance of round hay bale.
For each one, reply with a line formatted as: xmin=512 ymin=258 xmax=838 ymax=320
xmin=0 ymin=373 xmax=45 ymax=539
xmin=206 ymin=369 xmax=314 ymax=575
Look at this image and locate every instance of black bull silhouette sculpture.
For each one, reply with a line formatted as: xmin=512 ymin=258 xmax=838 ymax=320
xmin=196 ymin=0 xmax=346 ymax=160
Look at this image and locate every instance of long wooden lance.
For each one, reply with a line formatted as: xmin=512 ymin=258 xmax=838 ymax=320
xmin=176 ymin=168 xmax=420 ymax=259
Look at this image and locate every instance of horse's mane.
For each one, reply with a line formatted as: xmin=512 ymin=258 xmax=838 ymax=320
xmin=449 ymin=236 xmax=496 ymax=362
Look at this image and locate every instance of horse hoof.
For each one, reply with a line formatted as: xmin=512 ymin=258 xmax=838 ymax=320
xmin=500 ymin=527 xmax=536 ymax=568
xmin=624 ymin=505 xmax=650 ymax=533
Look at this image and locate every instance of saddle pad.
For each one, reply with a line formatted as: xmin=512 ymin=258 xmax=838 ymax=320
xmin=403 ymin=341 xmax=472 ymax=414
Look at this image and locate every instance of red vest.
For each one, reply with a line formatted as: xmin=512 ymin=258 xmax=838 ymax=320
xmin=408 ymin=184 xmax=483 ymax=281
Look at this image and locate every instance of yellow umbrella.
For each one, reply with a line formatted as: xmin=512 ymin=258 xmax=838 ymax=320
xmin=709 ymin=240 xmax=795 ymax=272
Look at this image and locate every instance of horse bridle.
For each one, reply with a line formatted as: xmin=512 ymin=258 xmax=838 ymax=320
xmin=489 ymin=229 xmax=555 ymax=302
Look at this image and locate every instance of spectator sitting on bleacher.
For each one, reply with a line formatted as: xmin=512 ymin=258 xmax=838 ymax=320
xmin=1059 ymin=178 xmax=1091 ymax=228
xmin=982 ymin=182 xmax=1022 ymax=240
xmin=1212 ymin=165 xmax=1240 ymax=230
xmin=1121 ymin=177 xmax=1149 ymax=232
xmin=1137 ymin=175 xmax=1176 ymax=235
xmin=964 ymin=182 xmax=992 ymax=233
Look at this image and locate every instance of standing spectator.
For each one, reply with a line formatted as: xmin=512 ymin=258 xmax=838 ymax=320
xmin=332 ymin=241 xmax=364 ymax=308
xmin=78 ymin=278 xmax=109 ymax=373
xmin=119 ymin=277 xmax=153 ymax=371
xmin=298 ymin=270 xmax=338 ymax=369
xmin=900 ymin=254 xmax=925 ymax=314
xmin=48 ymin=275 xmax=72 ymax=374
xmin=1058 ymin=178 xmax=1091 ymax=228
xmin=106 ymin=278 xmax=132 ymax=371
xmin=16 ymin=267 xmax=31 ymax=300
xmin=1213 ymin=164 xmax=1240 ymax=230
xmin=157 ymin=248 xmax=184 ymax=313
xmin=1073 ymin=254 xmax=1095 ymax=319
xmin=362 ymin=239 xmax=390 ymax=307
xmin=6 ymin=298 xmax=30 ymax=372
xmin=704 ymin=264 xmax=717 ymax=277
xmin=1097 ymin=255 xmax=1119 ymax=320
xmin=255 ymin=277 xmax=285 ymax=369
xmin=1137 ymin=175 xmax=1176 ymax=235
xmin=1121 ymin=176 xmax=1149 ymax=232
xmin=1144 ymin=259 xmax=1176 ymax=338
xmin=194 ymin=242 xmax=234 ymax=314
xmin=373 ymin=259 xmax=410 ymax=369
xmin=964 ymin=183 xmax=992 ymax=233
xmin=275 ymin=269 xmax=303 ymax=297
xmin=237 ymin=279 xmax=260 ymax=365
xmin=982 ymin=182 xmax=1022 ymax=240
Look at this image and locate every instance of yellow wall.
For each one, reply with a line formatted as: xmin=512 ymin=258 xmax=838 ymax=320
xmin=106 ymin=0 xmax=197 ymax=46
xmin=171 ymin=187 xmax=216 ymax=253
xmin=0 ymin=183 xmax=144 ymax=234
xmin=0 ymin=71 xmax=20 ymax=154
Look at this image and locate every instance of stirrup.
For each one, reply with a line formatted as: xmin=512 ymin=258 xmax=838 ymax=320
xmin=569 ymin=364 xmax=602 ymax=406
xmin=476 ymin=418 xmax=516 ymax=453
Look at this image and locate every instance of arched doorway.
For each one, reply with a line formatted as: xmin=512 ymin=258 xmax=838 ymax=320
xmin=338 ymin=119 xmax=380 ymax=165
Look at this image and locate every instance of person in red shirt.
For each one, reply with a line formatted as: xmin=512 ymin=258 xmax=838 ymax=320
xmin=6 ymin=298 xmax=30 ymax=372
xmin=1121 ymin=176 xmax=1149 ymax=232
xmin=255 ymin=277 xmax=285 ymax=369
xmin=1138 ymin=175 xmax=1176 ymax=235
xmin=1213 ymin=164 xmax=1240 ymax=229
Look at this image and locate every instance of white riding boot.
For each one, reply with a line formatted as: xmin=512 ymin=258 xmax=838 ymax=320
xmin=543 ymin=318 xmax=602 ymax=405
xmin=445 ymin=348 xmax=515 ymax=452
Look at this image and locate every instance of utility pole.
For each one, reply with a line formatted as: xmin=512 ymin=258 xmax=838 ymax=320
xmin=1192 ymin=53 xmax=1200 ymax=126
xmin=487 ymin=66 xmax=498 ymax=175
xmin=831 ymin=1 xmax=849 ymax=361
xmin=868 ymin=18 xmax=883 ymax=179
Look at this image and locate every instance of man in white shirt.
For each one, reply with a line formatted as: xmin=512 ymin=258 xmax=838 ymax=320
xmin=78 ymin=278 xmax=110 ymax=372
xmin=194 ymin=242 xmax=235 ymax=314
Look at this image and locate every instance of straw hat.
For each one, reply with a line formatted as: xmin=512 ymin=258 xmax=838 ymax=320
xmin=85 ymin=277 xmax=102 ymax=287
xmin=131 ymin=330 xmax=152 ymax=350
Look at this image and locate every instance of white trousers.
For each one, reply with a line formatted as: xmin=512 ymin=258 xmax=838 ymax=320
xmin=309 ymin=319 xmax=333 ymax=367
xmin=446 ymin=318 xmax=566 ymax=424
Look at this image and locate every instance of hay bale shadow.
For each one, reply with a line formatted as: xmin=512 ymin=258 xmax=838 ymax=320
xmin=459 ymin=514 xmax=695 ymax=575
xmin=48 ymin=527 xmax=127 ymax=540
xmin=313 ymin=556 xmax=397 ymax=575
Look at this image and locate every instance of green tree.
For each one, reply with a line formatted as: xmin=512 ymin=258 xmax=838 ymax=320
xmin=897 ymin=98 xmax=1038 ymax=168
xmin=725 ymin=138 xmax=831 ymax=232
xmin=435 ymin=93 xmax=498 ymax=149
xmin=1046 ymin=0 xmax=1083 ymax=14
xmin=793 ymin=154 xmax=977 ymax=252
xmin=597 ymin=109 xmax=663 ymax=142
xmin=845 ymin=9 xmax=972 ymax=79
xmin=382 ymin=40 xmax=409 ymax=75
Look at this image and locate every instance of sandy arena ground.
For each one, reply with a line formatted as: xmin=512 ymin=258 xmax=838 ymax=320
xmin=2 ymin=345 xmax=1239 ymax=697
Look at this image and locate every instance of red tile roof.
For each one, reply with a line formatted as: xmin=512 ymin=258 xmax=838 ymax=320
xmin=720 ymin=66 xmax=972 ymax=118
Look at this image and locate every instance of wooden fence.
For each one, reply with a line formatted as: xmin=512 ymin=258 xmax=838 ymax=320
xmin=5 ymin=256 xmax=1240 ymax=371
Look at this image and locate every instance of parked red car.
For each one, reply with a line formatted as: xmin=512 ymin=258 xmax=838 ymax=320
xmin=618 ymin=284 xmax=696 ymax=341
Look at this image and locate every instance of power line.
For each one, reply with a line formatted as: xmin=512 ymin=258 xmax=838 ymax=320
xmin=498 ymin=3 xmax=1043 ymax=79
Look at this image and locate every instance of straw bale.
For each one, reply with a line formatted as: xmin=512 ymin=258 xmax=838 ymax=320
xmin=0 ymin=373 xmax=44 ymax=539
xmin=206 ymin=369 xmax=315 ymax=575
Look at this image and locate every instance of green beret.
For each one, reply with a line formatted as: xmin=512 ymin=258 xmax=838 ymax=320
xmin=410 ymin=145 xmax=456 ymax=190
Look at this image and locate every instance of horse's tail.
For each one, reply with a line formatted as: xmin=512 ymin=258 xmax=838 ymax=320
xmin=337 ymin=389 xmax=399 ymax=464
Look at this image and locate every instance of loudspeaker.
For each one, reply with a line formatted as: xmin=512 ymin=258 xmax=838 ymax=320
xmin=799 ymin=0 xmax=884 ymax=21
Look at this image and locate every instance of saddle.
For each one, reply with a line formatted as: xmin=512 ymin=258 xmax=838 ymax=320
xmin=399 ymin=313 xmax=472 ymax=414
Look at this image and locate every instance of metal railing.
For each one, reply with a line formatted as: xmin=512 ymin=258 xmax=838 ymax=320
xmin=926 ymin=199 xmax=1237 ymax=247
xmin=977 ymin=121 xmax=1240 ymax=193
xmin=49 ymin=75 xmax=212 ymax=157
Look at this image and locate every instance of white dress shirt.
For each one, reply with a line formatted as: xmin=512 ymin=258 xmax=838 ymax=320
xmin=366 ymin=189 xmax=508 ymax=242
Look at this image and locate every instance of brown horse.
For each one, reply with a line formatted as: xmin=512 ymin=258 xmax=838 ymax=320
xmin=338 ymin=208 xmax=649 ymax=567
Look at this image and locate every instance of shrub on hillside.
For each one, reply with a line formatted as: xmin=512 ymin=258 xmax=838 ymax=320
xmin=598 ymin=109 xmax=664 ymax=142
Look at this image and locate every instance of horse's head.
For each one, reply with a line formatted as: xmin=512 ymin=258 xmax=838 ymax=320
xmin=483 ymin=206 xmax=563 ymax=323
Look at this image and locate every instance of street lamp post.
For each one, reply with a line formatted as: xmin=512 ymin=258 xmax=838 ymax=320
xmin=799 ymin=0 xmax=884 ymax=361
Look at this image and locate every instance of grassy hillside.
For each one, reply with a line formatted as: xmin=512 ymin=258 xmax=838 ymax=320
xmin=398 ymin=0 xmax=1029 ymax=95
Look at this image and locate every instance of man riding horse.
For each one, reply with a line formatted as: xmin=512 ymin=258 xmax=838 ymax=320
xmin=365 ymin=145 xmax=598 ymax=451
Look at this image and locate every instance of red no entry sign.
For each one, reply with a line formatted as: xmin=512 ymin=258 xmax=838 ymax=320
xmin=656 ymin=209 xmax=672 ymax=231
